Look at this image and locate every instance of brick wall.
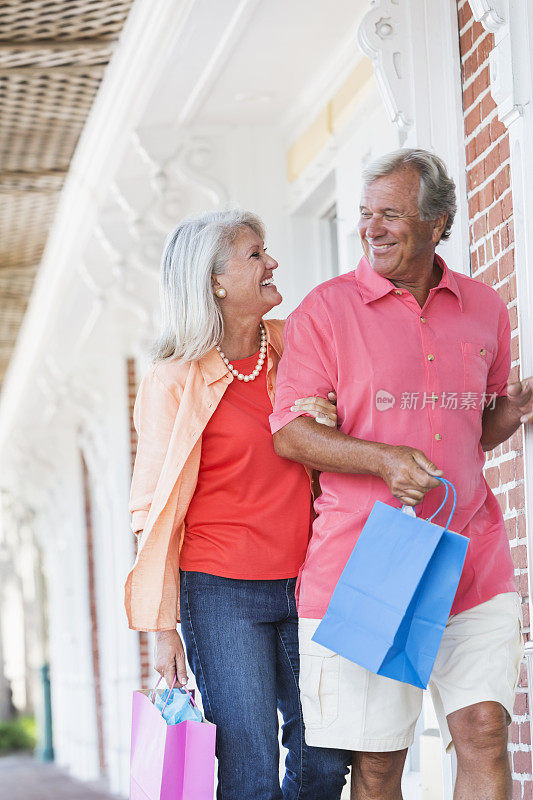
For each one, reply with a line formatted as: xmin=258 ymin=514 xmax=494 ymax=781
xmin=80 ymin=452 xmax=107 ymax=776
xmin=457 ymin=2 xmax=531 ymax=796
xmin=127 ymin=357 xmax=151 ymax=687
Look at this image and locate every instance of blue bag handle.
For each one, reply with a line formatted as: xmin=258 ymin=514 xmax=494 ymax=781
xmin=401 ymin=476 xmax=457 ymax=532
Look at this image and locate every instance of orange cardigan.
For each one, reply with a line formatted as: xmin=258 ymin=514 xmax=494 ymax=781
xmin=125 ymin=319 xmax=286 ymax=631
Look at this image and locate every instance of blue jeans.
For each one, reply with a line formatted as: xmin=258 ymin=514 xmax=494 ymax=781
xmin=180 ymin=571 xmax=350 ymax=800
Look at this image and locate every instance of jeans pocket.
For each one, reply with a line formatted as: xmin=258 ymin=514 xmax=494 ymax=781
xmin=299 ymin=635 xmax=340 ymax=730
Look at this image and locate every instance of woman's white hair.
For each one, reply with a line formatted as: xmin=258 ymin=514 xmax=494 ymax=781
xmin=361 ymin=148 xmax=457 ymax=241
xmin=153 ymin=208 xmax=265 ymax=363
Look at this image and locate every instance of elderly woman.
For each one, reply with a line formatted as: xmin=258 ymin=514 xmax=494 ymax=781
xmin=125 ymin=209 xmax=350 ymax=800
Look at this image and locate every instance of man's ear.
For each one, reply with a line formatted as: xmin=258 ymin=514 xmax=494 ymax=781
xmin=431 ymin=214 xmax=449 ymax=244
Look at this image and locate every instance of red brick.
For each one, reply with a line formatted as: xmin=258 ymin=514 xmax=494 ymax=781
xmin=522 ymin=602 xmax=530 ymax=629
xmin=458 ymin=1 xmax=473 ymax=29
xmin=478 ymin=262 xmax=498 ymax=286
xmin=510 ymin=722 xmax=521 ymax=743
xmin=477 ymin=34 xmax=495 ymax=63
xmin=473 ymin=214 xmax=488 ymax=239
xmin=468 ymin=194 xmax=480 ymax=218
xmin=512 ymin=544 xmax=528 ymax=569
xmin=493 ymin=232 xmax=501 ymax=257
xmin=495 ymin=166 xmax=511 ymax=198
xmin=472 ymin=20 xmax=486 ymax=45
xmin=513 ymin=749 xmax=532 ymax=775
xmin=481 ymin=91 xmax=497 ymax=116
xmin=466 ymin=138 xmax=477 ymax=162
xmin=470 ymin=248 xmax=478 ymax=272
xmin=511 ymin=336 xmax=521 ymax=361
xmin=521 ymin=724 xmax=531 ymax=746
xmin=500 ymin=459 xmax=516 ymax=484
xmin=517 ymin=516 xmax=526 ymax=542
xmin=465 ymin=103 xmax=481 ymax=135
xmin=489 ymin=201 xmax=504 ymax=228
xmin=522 ymin=781 xmax=533 ymax=798
xmin=486 ymin=143 xmax=503 ymax=174
xmin=509 ymin=364 xmax=520 ymax=383
xmin=505 ymin=517 xmax=517 ymax=540
xmin=514 ymin=691 xmax=528 ymax=716
xmin=509 ymin=488 xmax=526 ymax=513
xmin=499 ymin=136 xmax=510 ymax=161
xmin=503 ymin=192 xmax=514 ymax=220
xmin=460 ymin=26 xmax=473 ymax=54
xmin=485 ymin=237 xmax=493 ymax=261
xmin=508 ymin=428 xmax=522 ymax=452
xmin=484 ymin=464 xmax=500 ymax=486
xmin=512 ymin=780 xmax=521 ymax=800
xmin=490 ymin=117 xmax=507 ymax=141
xmin=475 ymin=126 xmax=492 ymax=156
xmin=501 ymin=223 xmax=513 ymax=250
xmin=480 ymin=180 xmax=495 ymax=207
xmin=475 ymin=65 xmax=490 ymax=94
xmin=467 ymin=158 xmax=486 ymax=189
xmin=500 ymin=251 xmax=515 ymax=278
xmin=478 ymin=245 xmax=486 ymax=267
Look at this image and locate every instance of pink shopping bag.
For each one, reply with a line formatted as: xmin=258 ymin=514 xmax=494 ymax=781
xmin=130 ymin=677 xmax=216 ymax=800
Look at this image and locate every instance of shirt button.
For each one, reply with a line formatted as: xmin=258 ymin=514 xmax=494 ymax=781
xmin=420 ymin=316 xmax=426 ymax=323
xmin=431 ymin=394 xmax=438 ymax=402
xmin=394 ymin=289 xmax=402 ymax=295
xmin=435 ymin=433 xmax=442 ymax=441
xmin=427 ymin=354 xmax=435 ymax=361
xmin=480 ymin=348 xmax=486 ymax=356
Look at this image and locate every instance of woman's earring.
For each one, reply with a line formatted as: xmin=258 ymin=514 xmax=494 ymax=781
xmin=215 ymin=287 xmax=227 ymax=299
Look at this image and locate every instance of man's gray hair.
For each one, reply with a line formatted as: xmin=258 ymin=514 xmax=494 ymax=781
xmin=361 ymin=148 xmax=457 ymax=241
xmin=153 ymin=208 xmax=265 ymax=363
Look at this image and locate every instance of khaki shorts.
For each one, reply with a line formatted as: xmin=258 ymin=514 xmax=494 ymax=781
xmin=299 ymin=592 xmax=523 ymax=752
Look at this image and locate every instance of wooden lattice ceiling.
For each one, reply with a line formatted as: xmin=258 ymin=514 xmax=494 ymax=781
xmin=0 ymin=0 xmax=135 ymax=384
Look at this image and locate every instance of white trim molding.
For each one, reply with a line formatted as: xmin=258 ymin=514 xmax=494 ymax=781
xmin=358 ymin=0 xmax=413 ymax=134
xmin=468 ymin=0 xmax=507 ymax=32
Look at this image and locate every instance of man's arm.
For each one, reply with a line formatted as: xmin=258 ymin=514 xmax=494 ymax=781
xmin=273 ymin=417 xmax=443 ymax=506
xmin=481 ymin=378 xmax=533 ymax=451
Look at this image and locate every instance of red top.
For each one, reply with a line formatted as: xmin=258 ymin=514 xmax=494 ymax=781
xmin=271 ymin=255 xmax=516 ymax=618
xmin=181 ymin=351 xmax=311 ymax=579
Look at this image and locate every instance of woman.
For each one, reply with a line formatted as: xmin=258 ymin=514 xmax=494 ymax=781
xmin=126 ymin=209 xmax=350 ymax=800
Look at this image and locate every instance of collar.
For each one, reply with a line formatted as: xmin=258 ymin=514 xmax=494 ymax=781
xmin=198 ymin=318 xmax=281 ymax=386
xmin=354 ymin=254 xmax=463 ymax=310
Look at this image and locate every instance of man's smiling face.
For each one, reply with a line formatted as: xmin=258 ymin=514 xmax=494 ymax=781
xmin=358 ymin=167 xmax=439 ymax=282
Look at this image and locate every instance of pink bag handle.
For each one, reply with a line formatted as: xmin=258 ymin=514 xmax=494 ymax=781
xmin=149 ymin=675 xmax=199 ymax=715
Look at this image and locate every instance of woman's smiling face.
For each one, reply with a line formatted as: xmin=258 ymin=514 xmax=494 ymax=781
xmin=214 ymin=226 xmax=281 ymax=318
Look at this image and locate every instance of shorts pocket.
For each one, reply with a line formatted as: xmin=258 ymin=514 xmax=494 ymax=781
xmin=299 ymin=633 xmax=340 ymax=730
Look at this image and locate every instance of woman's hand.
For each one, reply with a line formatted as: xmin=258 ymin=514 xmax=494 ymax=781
xmin=154 ymin=629 xmax=188 ymax=688
xmin=291 ymin=391 xmax=338 ymax=427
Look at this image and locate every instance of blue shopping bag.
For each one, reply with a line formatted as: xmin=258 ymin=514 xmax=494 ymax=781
xmin=312 ymin=478 xmax=469 ymax=689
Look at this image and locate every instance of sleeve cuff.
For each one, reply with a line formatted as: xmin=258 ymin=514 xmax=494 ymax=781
xmin=269 ymin=409 xmax=307 ymax=435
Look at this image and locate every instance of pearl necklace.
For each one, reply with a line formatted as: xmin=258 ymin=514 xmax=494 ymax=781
xmin=216 ymin=324 xmax=267 ymax=382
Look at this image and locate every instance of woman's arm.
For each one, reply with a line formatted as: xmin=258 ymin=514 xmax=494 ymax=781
xmin=129 ymin=367 xmax=181 ymax=533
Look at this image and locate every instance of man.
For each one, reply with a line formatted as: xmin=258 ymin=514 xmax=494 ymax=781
xmin=270 ymin=148 xmax=533 ymax=800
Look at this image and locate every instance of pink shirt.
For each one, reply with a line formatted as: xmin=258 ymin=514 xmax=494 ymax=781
xmin=270 ymin=255 xmax=516 ymax=619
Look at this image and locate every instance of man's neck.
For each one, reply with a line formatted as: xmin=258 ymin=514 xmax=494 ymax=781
xmin=390 ymin=258 xmax=442 ymax=308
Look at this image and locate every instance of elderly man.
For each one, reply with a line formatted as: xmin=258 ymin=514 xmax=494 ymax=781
xmin=270 ymin=148 xmax=533 ymax=800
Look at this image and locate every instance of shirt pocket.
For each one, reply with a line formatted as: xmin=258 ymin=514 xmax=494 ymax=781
xmin=462 ymin=341 xmax=494 ymax=397
xmin=299 ymin=634 xmax=340 ymax=730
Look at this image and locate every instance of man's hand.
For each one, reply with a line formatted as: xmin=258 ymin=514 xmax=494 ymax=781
xmin=507 ymin=377 xmax=533 ymax=425
xmin=154 ymin=629 xmax=188 ymax=688
xmin=377 ymin=445 xmax=443 ymax=506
